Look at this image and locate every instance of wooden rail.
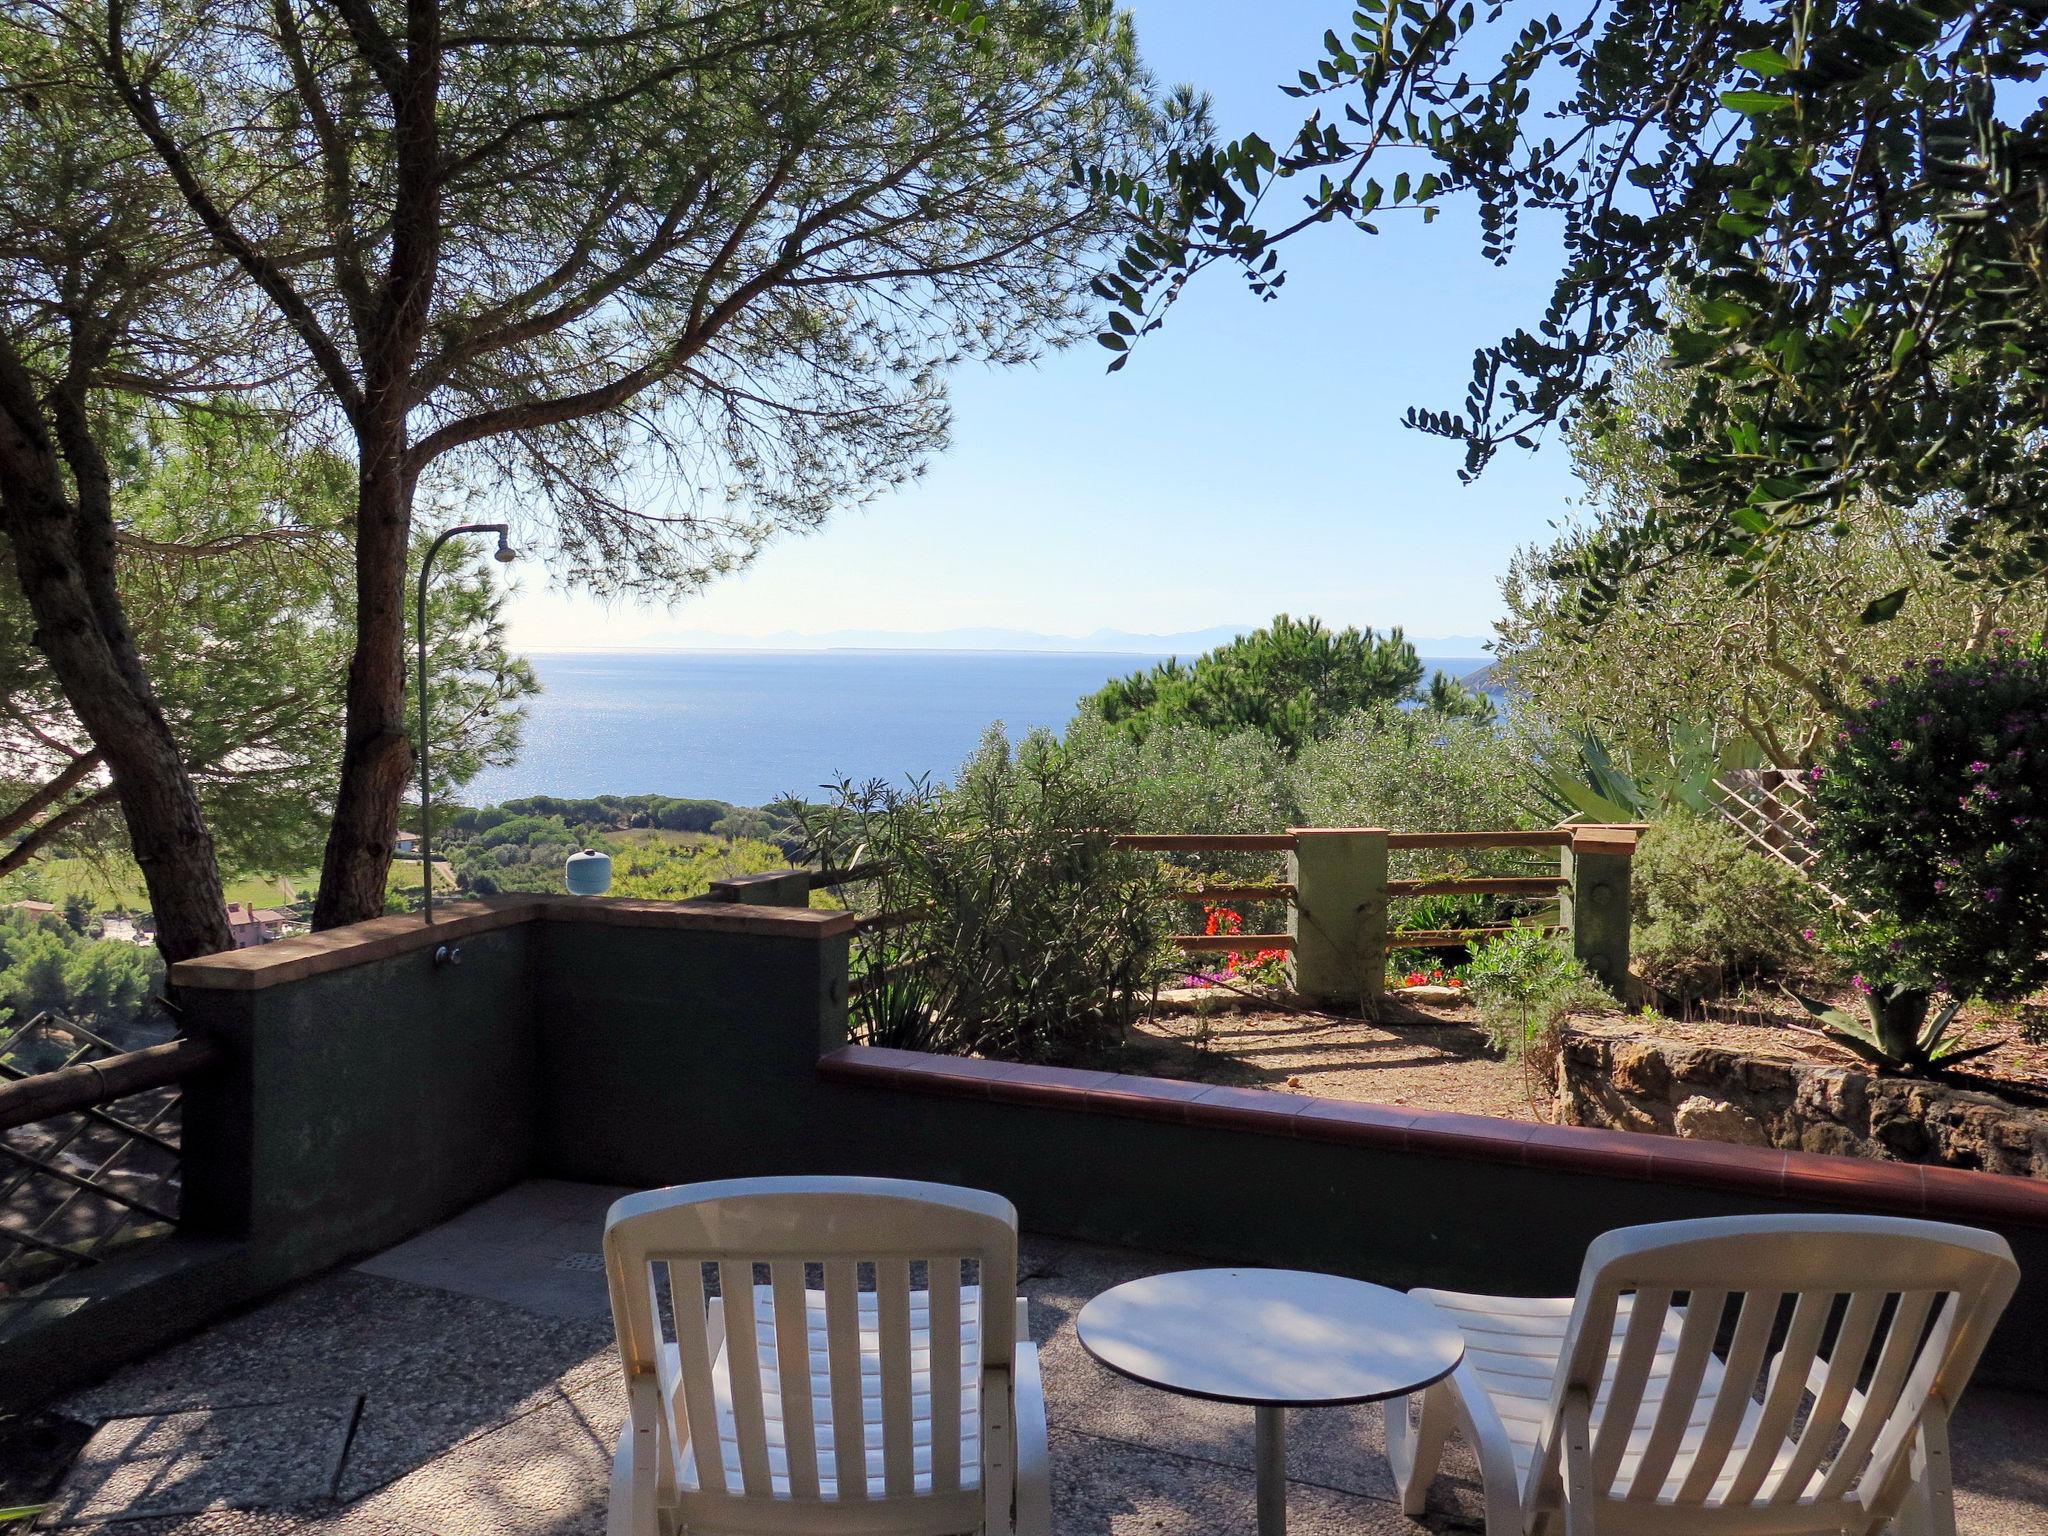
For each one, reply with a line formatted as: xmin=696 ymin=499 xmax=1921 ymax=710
xmin=1112 ymin=834 xmax=1297 ymax=852
xmin=1386 ymin=924 xmax=1567 ymax=950
xmin=0 ymin=1036 xmax=218 ymax=1134
xmin=810 ymin=861 xmax=892 ymax=889
xmin=1171 ymin=933 xmax=1294 ymax=953
xmin=1169 ymin=884 xmax=1296 ymax=903
xmin=1386 ymin=829 xmax=1573 ymax=849
xmin=1384 ymin=876 xmax=1569 ymax=897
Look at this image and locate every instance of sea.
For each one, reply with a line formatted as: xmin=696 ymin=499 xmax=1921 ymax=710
xmin=465 ymin=649 xmax=1491 ymax=809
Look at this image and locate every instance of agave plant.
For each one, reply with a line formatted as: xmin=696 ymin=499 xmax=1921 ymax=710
xmin=1787 ymin=984 xmax=1999 ymax=1074
xmin=1531 ymin=724 xmax=1761 ymax=824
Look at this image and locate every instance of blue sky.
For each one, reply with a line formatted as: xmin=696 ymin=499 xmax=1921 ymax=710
xmin=502 ymin=1 xmax=1585 ymax=650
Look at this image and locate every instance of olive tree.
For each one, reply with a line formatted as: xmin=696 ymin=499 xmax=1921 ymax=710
xmin=1496 ymin=337 xmax=2048 ymax=768
xmin=0 ymin=31 xmax=266 ymax=958
xmin=1094 ymin=0 xmax=2048 ymax=610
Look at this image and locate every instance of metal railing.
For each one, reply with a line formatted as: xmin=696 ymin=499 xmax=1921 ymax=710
xmin=0 ymin=1011 xmax=218 ymax=1296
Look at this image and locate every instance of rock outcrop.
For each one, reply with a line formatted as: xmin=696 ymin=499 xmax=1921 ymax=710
xmin=1558 ymin=1024 xmax=2048 ymax=1177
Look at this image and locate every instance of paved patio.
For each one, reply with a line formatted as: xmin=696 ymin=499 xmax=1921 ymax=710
xmin=30 ymin=1179 xmax=2048 ymax=1533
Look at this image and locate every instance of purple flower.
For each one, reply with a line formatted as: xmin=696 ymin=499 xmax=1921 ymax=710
xmin=1802 ymin=927 xmax=1818 ymax=942
xmin=1985 ymin=887 xmax=2003 ymax=902
xmin=1984 ymin=789 xmax=2001 ymax=802
xmin=1916 ymin=714 xmax=1933 ymax=726
xmin=1933 ymin=879 xmax=1947 ymax=892
xmin=1853 ymin=975 xmax=1872 ymax=994
xmin=1968 ymin=760 xmax=1990 ymax=774
xmin=1808 ymin=766 xmax=1826 ymax=782
xmin=1890 ymin=739 xmax=1908 ymax=753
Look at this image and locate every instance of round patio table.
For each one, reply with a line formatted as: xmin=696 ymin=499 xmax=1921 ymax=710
xmin=1076 ymin=1267 xmax=1465 ymax=1536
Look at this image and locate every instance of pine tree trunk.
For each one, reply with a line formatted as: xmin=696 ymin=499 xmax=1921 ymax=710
xmin=310 ymin=435 xmax=417 ymax=930
xmin=0 ymin=343 xmax=233 ymax=964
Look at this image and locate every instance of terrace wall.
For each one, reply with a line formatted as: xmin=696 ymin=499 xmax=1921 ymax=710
xmin=11 ymin=895 xmax=2048 ymax=1406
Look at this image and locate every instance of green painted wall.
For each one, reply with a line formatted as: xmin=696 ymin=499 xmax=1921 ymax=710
xmin=15 ymin=904 xmax=2048 ymax=1410
xmin=179 ymin=923 xmax=540 ymax=1276
xmin=531 ymin=919 xmax=846 ymax=1183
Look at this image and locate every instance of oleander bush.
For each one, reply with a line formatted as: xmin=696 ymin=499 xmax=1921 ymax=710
xmin=797 ymin=727 xmax=1174 ymax=1064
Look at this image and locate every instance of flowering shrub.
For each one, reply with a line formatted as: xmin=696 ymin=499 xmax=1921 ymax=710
xmin=1397 ymin=967 xmax=1464 ymax=989
xmin=1816 ymin=637 xmax=2048 ymax=995
xmin=1181 ymin=906 xmax=1289 ymax=989
xmin=1807 ymin=636 xmax=2048 ymax=1067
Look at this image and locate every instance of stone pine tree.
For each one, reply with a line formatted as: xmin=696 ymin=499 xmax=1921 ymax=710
xmin=1 ymin=412 xmax=536 ymax=890
xmin=1090 ymin=0 xmax=2048 ymax=614
xmin=82 ymin=0 xmax=1170 ymax=928
xmin=0 ymin=32 xmax=255 ymax=961
xmin=1085 ymin=615 xmax=1425 ymax=753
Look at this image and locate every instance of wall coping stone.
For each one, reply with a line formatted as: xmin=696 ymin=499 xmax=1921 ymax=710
xmin=817 ymin=1045 xmax=2048 ymax=1232
xmin=170 ymin=894 xmax=853 ymax=991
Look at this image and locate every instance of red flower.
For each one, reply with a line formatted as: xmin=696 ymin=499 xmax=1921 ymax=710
xmin=1203 ymin=904 xmax=1244 ymax=938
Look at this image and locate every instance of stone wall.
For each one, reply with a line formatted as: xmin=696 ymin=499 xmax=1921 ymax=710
xmin=1559 ymin=1024 xmax=2048 ymax=1178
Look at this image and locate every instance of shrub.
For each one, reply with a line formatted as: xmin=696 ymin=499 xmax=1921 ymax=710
xmin=1629 ymin=815 xmax=1818 ymax=996
xmin=1291 ymin=709 xmax=1534 ymax=859
xmin=0 ymin=913 xmax=163 ymax=1039
xmin=1064 ymin=712 xmax=1297 ymax=836
xmin=1462 ymin=927 xmax=1612 ymax=1063
xmin=1806 ymin=636 xmax=2048 ymax=1068
xmin=1386 ymin=891 xmax=1494 ymax=976
xmin=796 ymin=727 xmax=1174 ymax=1064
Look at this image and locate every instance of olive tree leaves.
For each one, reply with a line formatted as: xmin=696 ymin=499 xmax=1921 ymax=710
xmin=1089 ymin=0 xmax=2048 ymax=620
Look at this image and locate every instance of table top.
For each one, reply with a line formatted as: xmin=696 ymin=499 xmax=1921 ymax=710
xmin=1076 ymin=1267 xmax=1465 ymax=1407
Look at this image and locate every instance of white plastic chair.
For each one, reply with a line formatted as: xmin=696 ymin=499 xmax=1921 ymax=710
xmin=1386 ymin=1214 xmax=2018 ymax=1536
xmin=603 ymin=1175 xmax=1050 ymax=1536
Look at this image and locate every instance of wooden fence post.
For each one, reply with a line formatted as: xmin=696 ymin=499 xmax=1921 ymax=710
xmin=708 ymin=870 xmax=812 ymax=907
xmin=1561 ymin=826 xmax=1637 ymax=995
xmin=1288 ymin=828 xmax=1388 ymax=1010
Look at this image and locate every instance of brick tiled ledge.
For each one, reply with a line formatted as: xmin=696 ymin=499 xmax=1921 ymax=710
xmin=818 ymin=1045 xmax=2048 ymax=1232
xmin=171 ymin=895 xmax=854 ymax=991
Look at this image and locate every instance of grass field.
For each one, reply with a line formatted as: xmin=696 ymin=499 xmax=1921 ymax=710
xmin=3 ymin=856 xmax=448 ymax=913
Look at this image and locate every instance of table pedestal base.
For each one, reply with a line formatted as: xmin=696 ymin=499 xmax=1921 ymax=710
xmin=1255 ymin=1404 xmax=1286 ymax=1534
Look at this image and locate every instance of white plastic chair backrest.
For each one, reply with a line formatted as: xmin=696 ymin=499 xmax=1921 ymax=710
xmin=604 ymin=1175 xmax=1019 ymax=1532
xmin=1533 ymin=1214 xmax=2017 ymax=1520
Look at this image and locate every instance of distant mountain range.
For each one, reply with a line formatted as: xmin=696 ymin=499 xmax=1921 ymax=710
xmin=539 ymin=624 xmax=1495 ymax=656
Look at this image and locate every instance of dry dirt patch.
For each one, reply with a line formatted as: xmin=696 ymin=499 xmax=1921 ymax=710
xmin=1118 ymin=993 xmax=2048 ymax=1125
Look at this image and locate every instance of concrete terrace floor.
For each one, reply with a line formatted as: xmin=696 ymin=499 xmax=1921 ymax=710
xmin=34 ymin=1180 xmax=2048 ymax=1535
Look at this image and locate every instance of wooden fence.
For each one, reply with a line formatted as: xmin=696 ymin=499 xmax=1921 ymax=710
xmin=719 ymin=823 xmax=1640 ymax=1008
xmin=0 ymin=1012 xmax=217 ymax=1295
xmin=1102 ymin=827 xmax=1632 ymax=992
